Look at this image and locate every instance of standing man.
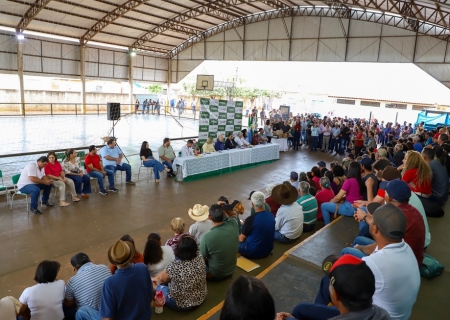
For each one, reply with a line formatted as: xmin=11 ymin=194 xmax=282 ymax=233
xmin=84 ymin=145 xmax=108 ymax=195
xmin=330 ymin=123 xmax=341 ymax=153
xmin=17 ymin=156 xmax=53 ymax=214
xmin=64 ymin=253 xmax=111 ymax=320
xmin=158 ymin=138 xmax=176 ymax=177
xmin=181 ymin=140 xmax=194 ymax=157
xmin=200 ymin=204 xmax=239 ymax=281
xmin=100 ymin=240 xmax=153 ymax=320
xmin=191 ymin=99 xmax=196 ymax=115
xmin=100 ymin=139 xmax=136 ymax=192
xmin=170 ymin=98 xmax=175 ymax=113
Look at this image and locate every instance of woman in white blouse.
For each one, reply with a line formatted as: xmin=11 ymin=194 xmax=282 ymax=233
xmin=18 ymin=260 xmax=65 ymax=320
xmin=143 ymin=232 xmax=175 ymax=278
xmin=63 ymin=148 xmax=91 ymax=198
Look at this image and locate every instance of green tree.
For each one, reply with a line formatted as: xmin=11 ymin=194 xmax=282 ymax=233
xmin=148 ymin=84 xmax=163 ymax=94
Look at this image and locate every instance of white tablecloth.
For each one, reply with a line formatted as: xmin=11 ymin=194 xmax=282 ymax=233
xmin=273 ymin=138 xmax=288 ymax=151
xmin=172 ymin=144 xmax=280 ymax=180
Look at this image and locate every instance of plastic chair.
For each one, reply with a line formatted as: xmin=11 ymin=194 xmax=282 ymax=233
xmin=137 ymin=161 xmax=154 ymax=181
xmin=10 ymin=174 xmax=42 ymax=212
xmin=0 ymin=170 xmax=9 ymax=205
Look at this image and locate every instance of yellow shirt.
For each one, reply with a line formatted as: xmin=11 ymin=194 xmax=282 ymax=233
xmin=202 ymin=142 xmax=216 ymax=153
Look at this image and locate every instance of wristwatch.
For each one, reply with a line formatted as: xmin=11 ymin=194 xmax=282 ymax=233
xmin=362 ymin=214 xmax=368 ymax=222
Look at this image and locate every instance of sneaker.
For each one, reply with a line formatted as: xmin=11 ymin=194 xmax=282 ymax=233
xmin=109 ymin=187 xmax=119 ymax=192
xmin=126 ymin=180 xmax=136 ymax=185
xmin=99 ymin=189 xmax=108 ymax=195
xmin=43 ymin=202 xmax=54 ymax=207
xmin=31 ymin=208 xmax=42 ymax=214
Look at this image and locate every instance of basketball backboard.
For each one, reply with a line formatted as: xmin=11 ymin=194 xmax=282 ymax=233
xmin=196 ymin=75 xmax=214 ymax=91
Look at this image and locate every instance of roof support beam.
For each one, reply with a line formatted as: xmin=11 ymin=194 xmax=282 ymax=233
xmin=16 ymin=0 xmax=51 ymax=33
xmin=81 ymin=0 xmax=149 ymax=45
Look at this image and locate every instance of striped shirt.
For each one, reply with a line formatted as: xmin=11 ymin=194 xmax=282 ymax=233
xmin=297 ymin=194 xmax=318 ymax=225
xmin=65 ymin=262 xmax=111 ymax=310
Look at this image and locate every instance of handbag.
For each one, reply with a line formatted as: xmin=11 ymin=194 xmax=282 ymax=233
xmin=420 ymin=254 xmax=445 ymax=278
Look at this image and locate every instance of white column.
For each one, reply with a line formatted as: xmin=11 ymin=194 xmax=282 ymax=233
xmin=80 ymin=45 xmax=86 ymax=114
xmin=128 ymin=50 xmax=135 ymax=113
xmin=17 ymin=39 xmax=25 ymax=116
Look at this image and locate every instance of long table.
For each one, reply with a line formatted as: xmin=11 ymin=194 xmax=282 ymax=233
xmin=172 ymin=144 xmax=280 ymax=181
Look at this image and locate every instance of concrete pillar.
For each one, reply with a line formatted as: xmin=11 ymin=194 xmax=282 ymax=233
xmin=17 ymin=40 xmax=25 ymax=116
xmin=128 ymin=50 xmax=135 ymax=113
xmin=80 ymin=45 xmax=86 ymax=114
xmin=167 ymin=58 xmax=172 ymax=108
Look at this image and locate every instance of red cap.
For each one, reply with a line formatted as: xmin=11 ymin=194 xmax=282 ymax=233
xmin=322 ymin=254 xmax=364 ymax=274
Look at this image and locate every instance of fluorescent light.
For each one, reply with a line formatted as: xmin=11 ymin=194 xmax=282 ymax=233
xmin=130 ymin=51 xmax=136 ymax=56
xmin=17 ymin=34 xmax=24 ymax=40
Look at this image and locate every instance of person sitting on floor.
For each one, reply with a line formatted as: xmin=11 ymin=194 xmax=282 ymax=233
xmin=315 ymin=177 xmax=335 ymax=222
xmin=100 ymin=240 xmax=153 ymax=320
xmin=188 ymin=204 xmax=213 ymax=244
xmin=290 ymin=171 xmax=299 ymax=190
xmin=401 ymin=150 xmax=432 ymax=198
xmin=143 ymin=232 xmax=175 ymax=278
xmin=273 ymin=184 xmax=304 ymax=244
xmin=225 ymin=133 xmax=238 ymax=149
xmin=17 ymin=156 xmax=53 ymax=214
xmin=84 ymin=145 xmax=109 ymax=195
xmin=248 ymin=191 xmax=271 ymax=216
xmin=360 ymin=157 xmax=379 ymax=201
xmin=239 ymin=191 xmax=275 ymax=259
xmin=157 ymin=138 xmax=176 ymax=177
xmin=140 ymin=141 xmax=171 ymax=183
xmin=99 ymin=139 xmax=136 ymax=190
xmin=234 ymin=132 xmax=250 ymax=147
xmin=165 ymin=217 xmax=188 ymax=251
xmin=297 ymin=181 xmax=318 ymax=232
xmin=421 ymin=147 xmax=449 ymax=205
xmin=264 ymin=185 xmax=281 ymax=217
xmin=202 ymin=137 xmax=216 ymax=153
xmin=276 ymin=255 xmax=391 ymax=320
xmin=109 ymin=234 xmax=144 ymax=274
xmin=64 ymin=253 xmax=111 ymax=320
xmin=152 ymin=235 xmax=207 ymax=311
xmin=221 ymin=275 xmax=276 ymax=320
xmin=286 ymin=203 xmax=419 ymax=320
xmin=200 ymin=204 xmax=239 ymax=281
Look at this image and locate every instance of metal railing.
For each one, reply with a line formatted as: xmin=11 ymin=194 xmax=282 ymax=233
xmin=0 ymin=103 xmax=200 ymax=120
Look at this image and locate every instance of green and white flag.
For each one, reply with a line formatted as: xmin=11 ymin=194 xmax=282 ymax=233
xmin=199 ymin=98 xmax=243 ymax=145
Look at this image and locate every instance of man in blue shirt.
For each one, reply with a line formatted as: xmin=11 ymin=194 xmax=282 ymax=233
xmin=412 ymin=136 xmax=423 ymax=153
xmin=100 ymin=139 xmax=135 ymax=192
xmin=214 ymin=134 xmax=225 ymax=151
xmin=239 ymin=191 xmax=275 ymax=259
xmin=100 ymin=240 xmax=153 ymax=320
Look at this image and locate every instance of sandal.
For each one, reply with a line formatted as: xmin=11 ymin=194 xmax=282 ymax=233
xmin=165 ymin=168 xmax=171 ymax=173
xmin=82 ymin=194 xmax=89 ymax=198
xmin=59 ymin=201 xmax=70 ymax=207
xmin=73 ymin=197 xmax=80 ymax=202
xmin=155 ymin=179 xmax=160 ymax=183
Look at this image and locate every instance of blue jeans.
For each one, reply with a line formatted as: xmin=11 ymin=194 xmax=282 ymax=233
xmin=88 ymin=171 xmax=105 ymax=191
xmin=156 ymin=285 xmax=193 ymax=311
xmin=104 ymin=163 xmax=132 ymax=186
xmin=143 ymin=159 xmax=165 ymax=179
xmin=67 ymin=175 xmax=91 ymax=194
xmin=75 ymin=305 xmax=101 ymax=320
xmin=341 ymin=236 xmax=375 ymax=258
xmin=293 ymin=132 xmax=301 ymax=150
xmin=321 ymin=200 xmax=355 ymax=225
xmin=310 ymin=136 xmax=319 ymax=151
xmin=19 ymin=184 xmax=51 ymax=209
xmin=340 ymin=139 xmax=349 ymax=153
xmin=162 ymin=160 xmax=174 ymax=174
xmin=291 ymin=276 xmax=339 ymax=320
xmin=274 ymin=231 xmax=297 ymax=244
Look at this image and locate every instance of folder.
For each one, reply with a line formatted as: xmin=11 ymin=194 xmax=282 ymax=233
xmin=236 ymin=256 xmax=260 ymax=272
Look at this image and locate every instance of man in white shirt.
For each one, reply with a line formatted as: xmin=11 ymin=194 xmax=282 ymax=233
xmin=234 ymin=132 xmax=250 ymax=147
xmin=181 ymin=140 xmax=194 ymax=157
xmin=17 ymin=156 xmax=53 ymax=214
xmin=272 ymin=184 xmax=303 ymax=243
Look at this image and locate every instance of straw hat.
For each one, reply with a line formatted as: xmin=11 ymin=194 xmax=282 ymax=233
xmin=107 ymin=240 xmax=135 ymax=266
xmin=188 ymin=204 xmax=210 ymax=221
xmin=271 ymin=184 xmax=298 ymax=205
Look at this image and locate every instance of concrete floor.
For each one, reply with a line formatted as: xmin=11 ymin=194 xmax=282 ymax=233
xmin=0 ymin=122 xmax=449 ymax=319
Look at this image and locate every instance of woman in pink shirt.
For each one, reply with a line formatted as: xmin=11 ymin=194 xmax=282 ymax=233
xmin=320 ymin=162 xmax=363 ymax=225
xmin=44 ymin=151 xmax=78 ymax=206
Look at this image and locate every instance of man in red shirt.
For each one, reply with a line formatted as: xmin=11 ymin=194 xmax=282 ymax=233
xmin=84 ymin=145 xmax=108 ymax=195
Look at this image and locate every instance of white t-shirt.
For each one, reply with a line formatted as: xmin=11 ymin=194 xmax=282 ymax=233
xmin=362 ymin=241 xmax=420 ymax=320
xmin=234 ymin=136 xmax=250 ymax=147
xmin=148 ymin=246 xmax=175 ymax=278
xmin=19 ymin=280 xmax=65 ymax=320
xmin=17 ymin=162 xmax=46 ymax=190
xmin=181 ymin=145 xmax=194 ymax=157
xmin=189 ymin=220 xmax=214 ymax=244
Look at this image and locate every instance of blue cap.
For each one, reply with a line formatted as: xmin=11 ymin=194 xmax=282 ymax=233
xmin=359 ymin=157 xmax=373 ymax=168
xmin=385 ymin=180 xmax=412 ymax=202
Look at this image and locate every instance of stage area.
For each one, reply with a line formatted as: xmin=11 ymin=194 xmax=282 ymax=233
xmin=0 ymin=139 xmax=449 ymax=319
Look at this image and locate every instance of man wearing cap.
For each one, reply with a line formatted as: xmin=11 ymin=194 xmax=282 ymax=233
xmin=239 ymin=191 xmax=275 ymax=259
xmin=188 ymin=204 xmax=213 ymax=244
xmin=273 ymin=184 xmax=304 ymax=243
xmin=64 ymin=253 xmax=111 ymax=320
xmin=200 ymin=204 xmax=239 ymax=281
xmin=276 ymin=255 xmax=390 ymax=320
xmin=317 ymin=161 xmax=326 ymax=171
xmin=360 ymin=157 xmax=378 ymax=201
xmin=421 ymin=147 xmax=449 ymax=205
xmin=100 ymin=240 xmax=153 ymax=320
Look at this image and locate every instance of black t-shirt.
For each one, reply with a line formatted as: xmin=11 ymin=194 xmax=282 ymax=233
xmin=140 ymin=148 xmax=153 ymax=158
xmin=273 ymin=123 xmax=281 ymax=131
xmin=362 ymin=173 xmax=379 ymax=201
xmin=341 ymin=127 xmax=351 ymax=140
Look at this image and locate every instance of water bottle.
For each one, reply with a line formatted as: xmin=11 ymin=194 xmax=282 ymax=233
xmin=178 ymin=151 xmax=182 ymax=157
xmin=154 ymin=289 xmax=165 ymax=314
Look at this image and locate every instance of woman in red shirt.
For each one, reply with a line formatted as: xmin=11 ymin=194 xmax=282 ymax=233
xmin=44 ymin=151 xmax=78 ymax=206
xmin=354 ymin=127 xmax=365 ymax=155
xmin=315 ymin=177 xmax=335 ymax=221
xmin=401 ymin=150 xmax=432 ymax=196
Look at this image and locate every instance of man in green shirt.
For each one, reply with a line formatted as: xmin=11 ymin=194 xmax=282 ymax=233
xmin=297 ymin=181 xmax=318 ymax=232
xmin=157 ymin=138 xmax=176 ymax=177
xmin=200 ymin=204 xmax=239 ymax=281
